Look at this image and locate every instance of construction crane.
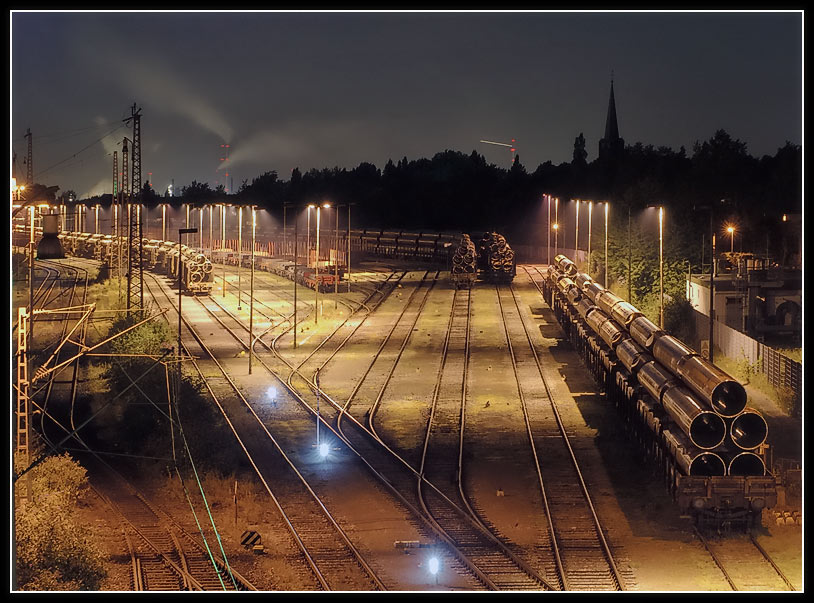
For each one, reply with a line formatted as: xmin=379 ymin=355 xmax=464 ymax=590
xmin=479 ymin=138 xmax=516 ymax=167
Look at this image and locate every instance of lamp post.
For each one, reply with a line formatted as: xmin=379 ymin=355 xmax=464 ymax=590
xmin=627 ymin=205 xmax=632 ymax=302
xmin=658 ymin=206 xmax=664 ymax=328
xmin=162 ymin=204 xmax=167 ymax=241
xmin=604 ymin=202 xmax=609 ymax=289
xmin=209 ymin=205 xmax=214 ymax=260
xmin=347 ymin=203 xmax=352 ymax=293
xmin=727 ymin=225 xmax=735 ymax=254
xmin=587 ymin=201 xmax=593 ymax=273
xmin=552 ymin=223 xmax=559 ymax=257
xmin=185 ymin=203 xmax=190 ymax=229
xmin=199 ymin=206 xmax=204 ymax=250
xmin=333 ymin=203 xmax=339 ymax=308
xmin=237 ymin=206 xmax=243 ymax=310
xmin=221 ymin=204 xmax=227 ymax=298
xmin=95 ymin=205 xmax=100 ymax=234
xmin=293 ymin=206 xmax=298 ymax=348
xmin=178 ymin=227 xmax=198 ymax=398
xmin=282 ymin=204 xmax=287 ymax=258
xmin=575 ymin=200 xmax=580 ymax=259
xmin=306 ymin=205 xmax=313 ymax=270
xmin=249 ymin=206 xmax=256 ymax=374
xmin=546 ymin=194 xmax=551 ymax=265
xmin=314 ymin=204 xmax=328 ymax=323
xmin=554 ymin=197 xmax=559 ymax=257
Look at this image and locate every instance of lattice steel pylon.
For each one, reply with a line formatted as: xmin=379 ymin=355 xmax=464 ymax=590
xmin=124 ymin=103 xmax=143 ymax=310
xmin=121 ymin=137 xmax=133 ymax=309
xmin=25 ymin=128 xmax=33 ymax=185
xmin=15 ymin=307 xmax=31 ymax=506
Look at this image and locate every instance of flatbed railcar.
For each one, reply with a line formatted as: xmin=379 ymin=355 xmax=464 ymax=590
xmin=53 ymin=230 xmax=213 ymax=296
xmin=541 ymin=267 xmax=777 ymax=531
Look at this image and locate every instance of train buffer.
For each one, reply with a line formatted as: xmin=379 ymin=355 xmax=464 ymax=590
xmin=241 ymin=530 xmax=264 ymax=554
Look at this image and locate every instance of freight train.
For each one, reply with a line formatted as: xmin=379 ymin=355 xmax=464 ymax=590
xmin=32 ymin=227 xmax=215 ymax=295
xmin=543 ymin=255 xmax=777 ymax=530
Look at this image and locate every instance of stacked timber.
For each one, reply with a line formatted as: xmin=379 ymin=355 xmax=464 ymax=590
xmin=451 ymin=234 xmax=477 ymax=289
xmin=547 ymin=254 xmax=769 ymax=478
xmin=478 ymin=231 xmax=516 ymax=283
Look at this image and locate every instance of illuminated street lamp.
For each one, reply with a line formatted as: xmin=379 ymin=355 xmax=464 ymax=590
xmin=94 ymin=205 xmax=100 ymax=234
xmin=314 ymin=203 xmax=330 ymax=323
xmin=552 ymin=223 xmax=559 ymax=257
xmin=587 ymin=200 xmax=593 ymax=272
xmin=237 ymin=206 xmax=243 ymax=311
xmin=178 ymin=227 xmax=198 ymax=412
xmin=726 ymin=225 xmax=735 ymax=253
xmin=659 ymin=207 xmax=664 ymax=329
xmin=306 ymin=204 xmax=314 ymax=270
xmin=554 ymin=197 xmax=559 ymax=257
xmin=574 ymin=200 xmax=580 ymax=257
xmin=249 ymin=206 xmax=256 ymax=374
xmin=546 ymin=194 xmax=551 ymax=265
xmin=221 ymin=204 xmax=227 ymax=298
xmin=604 ymin=202 xmax=609 ymax=289
xmin=162 ymin=204 xmax=167 ymax=241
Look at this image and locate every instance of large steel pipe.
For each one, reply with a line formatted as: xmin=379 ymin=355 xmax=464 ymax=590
xmin=616 ymin=338 xmax=653 ymax=375
xmin=652 ymin=334 xmax=696 ymax=374
xmin=576 ymin=298 xmax=596 ymax=320
xmin=676 ymin=355 xmax=747 ymax=418
xmin=582 ymin=280 xmax=605 ymax=303
xmin=727 ymin=451 xmax=766 ymax=476
xmin=566 ymin=284 xmax=582 ymax=305
xmin=597 ymin=315 xmax=628 ymax=349
xmin=555 ymin=255 xmax=578 ymax=276
xmin=556 ymin=276 xmax=577 ymax=295
xmin=729 ymin=408 xmax=769 ymax=450
xmin=662 ymin=384 xmax=726 ymax=450
xmin=637 ymin=360 xmax=678 ymax=402
xmin=663 ymin=429 xmax=727 ymax=476
xmin=585 ymin=306 xmax=610 ymax=337
xmin=629 ymin=315 xmax=664 ymax=350
xmin=595 ymin=289 xmax=624 ymax=317
xmin=574 ymin=272 xmax=593 ymax=289
xmin=610 ymin=301 xmax=643 ymax=328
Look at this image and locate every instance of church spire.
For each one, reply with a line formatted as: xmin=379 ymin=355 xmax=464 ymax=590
xmin=604 ymin=78 xmax=620 ymax=142
xmin=599 ymin=76 xmax=624 ymax=163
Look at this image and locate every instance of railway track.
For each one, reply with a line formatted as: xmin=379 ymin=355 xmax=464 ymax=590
xmin=143 ymin=271 xmax=386 ymax=590
xmin=198 ymin=270 xmax=495 ymax=589
xmin=495 ymin=280 xmax=626 ymax=590
xmin=694 ymin=528 xmax=795 ymax=591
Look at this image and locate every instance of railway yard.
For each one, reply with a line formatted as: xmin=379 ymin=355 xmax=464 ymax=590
xmin=12 ymin=247 xmax=802 ymax=592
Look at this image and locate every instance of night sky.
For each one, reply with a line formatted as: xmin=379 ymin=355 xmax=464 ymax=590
xmin=11 ymin=10 xmax=802 ymax=199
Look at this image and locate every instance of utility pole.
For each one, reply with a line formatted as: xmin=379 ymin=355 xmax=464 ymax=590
xmin=249 ymin=207 xmax=255 ymax=374
xmin=347 ymin=204 xmax=351 ymax=293
xmin=294 ymin=208 xmax=299 ymax=350
xmin=334 ymin=204 xmax=339 ymax=309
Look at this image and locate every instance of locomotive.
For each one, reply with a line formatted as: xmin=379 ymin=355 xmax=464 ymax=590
xmin=543 ymin=255 xmax=777 ymax=529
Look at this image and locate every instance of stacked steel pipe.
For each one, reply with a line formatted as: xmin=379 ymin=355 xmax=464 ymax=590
xmin=548 ymin=254 xmax=768 ymax=478
xmin=477 ymin=231 xmax=516 ymax=283
xmin=451 ymin=234 xmax=477 ymax=274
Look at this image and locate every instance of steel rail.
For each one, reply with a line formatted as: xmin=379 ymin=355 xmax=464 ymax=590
xmin=144 ymin=273 xmax=383 ymax=591
xmin=518 ymin=267 xmax=626 ymax=590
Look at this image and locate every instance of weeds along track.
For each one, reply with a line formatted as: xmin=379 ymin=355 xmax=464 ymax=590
xmin=87 ymin=460 xmax=255 ymax=591
xmin=495 ymin=279 xmax=625 ymax=591
xmin=143 ymin=272 xmax=385 ymax=591
xmin=694 ymin=528 xmax=795 ymax=591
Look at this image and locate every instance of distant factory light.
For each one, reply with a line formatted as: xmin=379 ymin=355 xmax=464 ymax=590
xmin=783 ymin=214 xmax=788 ymax=222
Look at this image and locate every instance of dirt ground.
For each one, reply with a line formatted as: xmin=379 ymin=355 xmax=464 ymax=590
xmin=26 ymin=260 xmax=802 ymax=592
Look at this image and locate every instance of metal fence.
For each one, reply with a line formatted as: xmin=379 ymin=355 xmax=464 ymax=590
xmin=691 ymin=308 xmax=801 ymax=401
